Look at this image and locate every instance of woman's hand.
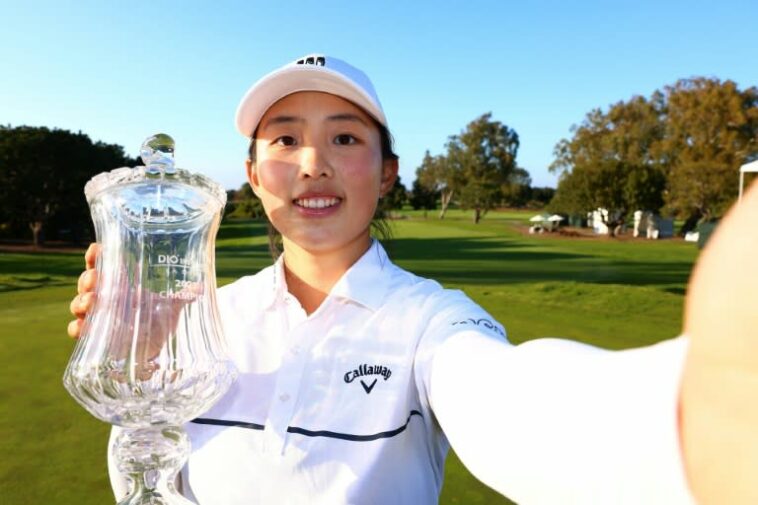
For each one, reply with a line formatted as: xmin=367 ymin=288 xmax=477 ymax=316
xmin=65 ymin=242 xmax=203 ymax=372
xmin=681 ymin=179 xmax=758 ymax=505
xmin=67 ymin=243 xmax=100 ymax=338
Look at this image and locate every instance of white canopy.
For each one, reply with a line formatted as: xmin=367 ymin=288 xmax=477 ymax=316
xmin=547 ymin=215 xmax=565 ymax=222
xmin=529 ymin=214 xmax=547 ymax=222
xmin=740 ymin=160 xmax=758 ymax=173
xmin=739 ymin=160 xmax=758 ymax=201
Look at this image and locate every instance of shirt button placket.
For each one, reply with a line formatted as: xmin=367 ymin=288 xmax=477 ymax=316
xmin=265 ymin=322 xmax=310 ymax=455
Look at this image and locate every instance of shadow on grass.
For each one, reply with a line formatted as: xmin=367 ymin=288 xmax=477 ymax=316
xmin=0 ymin=276 xmax=74 ymax=292
xmin=1 ymin=253 xmax=83 ymax=273
xmin=662 ymin=286 xmax=687 ymax=296
xmin=390 ymin=236 xmax=583 ymax=261
xmin=1 ymin=220 xmax=696 ymax=294
xmin=389 ymin=236 xmax=694 ymax=290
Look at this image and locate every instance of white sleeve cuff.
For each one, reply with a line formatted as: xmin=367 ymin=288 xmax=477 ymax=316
xmin=107 ymin=426 xmax=130 ymax=500
xmin=430 ymin=333 xmax=696 ymax=505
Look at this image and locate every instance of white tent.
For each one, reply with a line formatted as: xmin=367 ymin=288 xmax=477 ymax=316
xmin=528 ymin=214 xmax=549 ymax=234
xmin=740 ymin=160 xmax=758 ymax=201
xmin=546 ymin=214 xmax=565 ymax=231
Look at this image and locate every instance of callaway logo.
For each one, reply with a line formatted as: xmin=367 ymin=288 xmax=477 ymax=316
xmin=343 ymin=364 xmax=392 ymax=394
xmin=451 ymin=317 xmax=505 ymax=337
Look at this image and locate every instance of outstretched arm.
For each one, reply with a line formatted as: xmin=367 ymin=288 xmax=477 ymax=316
xmin=429 ymin=332 xmax=694 ymax=504
xmin=427 ymin=180 xmax=758 ymax=504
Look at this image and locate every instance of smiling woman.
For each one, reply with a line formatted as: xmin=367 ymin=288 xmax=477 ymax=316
xmin=245 ymin=97 xmax=399 ymax=260
xmin=247 ymin=92 xmax=396 ymax=264
xmin=65 ymin=54 xmax=758 ymax=505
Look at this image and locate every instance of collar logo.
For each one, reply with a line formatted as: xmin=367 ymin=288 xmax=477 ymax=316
xmin=343 ymin=364 xmax=392 ymax=394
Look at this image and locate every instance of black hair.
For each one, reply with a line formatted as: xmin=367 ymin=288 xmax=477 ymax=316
xmin=247 ymin=120 xmax=399 ymax=259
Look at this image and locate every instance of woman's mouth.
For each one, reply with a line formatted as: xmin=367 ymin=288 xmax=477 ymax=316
xmin=293 ymin=196 xmax=343 ymax=216
xmin=294 ymin=197 xmax=342 ymax=209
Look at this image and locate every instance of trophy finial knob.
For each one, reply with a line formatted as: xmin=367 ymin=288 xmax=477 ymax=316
xmin=140 ymin=134 xmax=176 ymax=175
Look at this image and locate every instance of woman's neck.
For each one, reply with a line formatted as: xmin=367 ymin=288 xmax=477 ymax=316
xmin=281 ymin=234 xmax=372 ymax=315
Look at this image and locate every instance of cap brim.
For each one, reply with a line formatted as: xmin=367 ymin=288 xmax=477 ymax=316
xmin=235 ymin=66 xmax=387 ymax=137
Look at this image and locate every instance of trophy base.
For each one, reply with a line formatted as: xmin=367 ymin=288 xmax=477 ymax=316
xmin=113 ymin=426 xmax=195 ymax=505
xmin=117 ymin=490 xmax=193 ymax=505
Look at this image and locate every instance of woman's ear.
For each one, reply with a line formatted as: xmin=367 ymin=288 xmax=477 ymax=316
xmin=379 ymin=158 xmax=399 ymax=197
xmin=245 ymin=159 xmax=261 ymax=197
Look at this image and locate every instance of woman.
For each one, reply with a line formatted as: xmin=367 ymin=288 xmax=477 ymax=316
xmin=69 ymin=54 xmax=758 ymax=504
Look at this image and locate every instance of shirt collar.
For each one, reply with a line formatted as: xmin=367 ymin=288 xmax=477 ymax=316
xmin=329 ymin=240 xmax=392 ymax=311
xmin=262 ymin=240 xmax=393 ymax=313
xmin=265 ymin=254 xmax=288 ymax=310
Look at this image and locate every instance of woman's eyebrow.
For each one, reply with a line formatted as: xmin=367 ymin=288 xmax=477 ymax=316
xmin=326 ymin=113 xmax=368 ymax=125
xmin=261 ymin=115 xmax=302 ymax=129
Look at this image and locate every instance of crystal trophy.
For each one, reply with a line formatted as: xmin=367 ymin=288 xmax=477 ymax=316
xmin=63 ymin=134 xmax=237 ymax=504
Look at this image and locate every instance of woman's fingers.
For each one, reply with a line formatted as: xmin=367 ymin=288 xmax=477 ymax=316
xmin=68 ymin=291 xmax=96 ymax=338
xmin=69 ymin=291 xmax=96 ymax=318
xmin=67 ymin=318 xmax=84 ymax=339
xmin=68 ymin=244 xmax=100 ymax=338
xmin=77 ymin=269 xmax=98 ymax=295
xmin=85 ymin=242 xmax=100 ymax=269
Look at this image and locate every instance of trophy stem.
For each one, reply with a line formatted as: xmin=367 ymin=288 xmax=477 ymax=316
xmin=113 ymin=426 xmax=194 ymax=505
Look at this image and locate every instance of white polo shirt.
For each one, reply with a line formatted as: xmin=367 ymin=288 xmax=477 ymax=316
xmin=110 ymin=241 xmax=695 ymax=504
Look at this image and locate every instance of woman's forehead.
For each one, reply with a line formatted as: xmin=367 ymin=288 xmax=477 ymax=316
xmin=260 ymin=91 xmax=373 ymax=127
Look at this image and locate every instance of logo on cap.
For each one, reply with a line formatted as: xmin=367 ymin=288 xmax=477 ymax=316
xmin=296 ymin=55 xmax=326 ymax=66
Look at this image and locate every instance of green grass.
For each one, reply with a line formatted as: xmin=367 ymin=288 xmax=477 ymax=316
xmin=0 ymin=213 xmax=699 ymax=504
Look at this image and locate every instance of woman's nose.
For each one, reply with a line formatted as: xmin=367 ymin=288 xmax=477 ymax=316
xmin=299 ymin=146 xmax=333 ymax=179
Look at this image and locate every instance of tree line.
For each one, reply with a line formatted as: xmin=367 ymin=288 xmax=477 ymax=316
xmin=0 ymin=125 xmax=139 ymax=247
xmin=409 ymin=77 xmax=757 ymax=229
xmin=549 ymin=78 xmax=758 ymax=234
xmin=3 ymin=76 xmax=755 ymax=246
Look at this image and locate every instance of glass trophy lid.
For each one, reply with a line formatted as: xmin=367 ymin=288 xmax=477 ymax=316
xmin=83 ymin=134 xmax=227 ymax=224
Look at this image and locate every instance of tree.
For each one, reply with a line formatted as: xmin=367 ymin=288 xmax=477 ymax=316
xmin=409 ymin=178 xmax=437 ymax=211
xmin=529 ymin=186 xmax=556 ymax=208
xmin=415 ymin=114 xmax=523 ymax=223
xmin=0 ymin=126 xmax=138 ymax=246
xmin=549 ymin=96 xmax=666 ymax=236
xmin=658 ymin=78 xmax=758 ymax=228
xmin=225 ymin=182 xmax=263 ymax=219
xmin=448 ymin=113 xmax=521 ymax=223
xmin=415 ymin=150 xmax=459 ymax=219
xmin=380 ymin=176 xmax=407 ymax=214
xmin=549 ymin=78 xmax=758 ymax=236
xmin=500 ymin=167 xmax=532 ymax=207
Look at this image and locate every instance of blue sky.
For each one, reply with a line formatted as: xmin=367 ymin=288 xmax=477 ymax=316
xmin=1 ymin=0 xmax=756 ymax=190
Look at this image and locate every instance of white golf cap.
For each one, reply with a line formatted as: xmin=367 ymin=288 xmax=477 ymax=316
xmin=235 ymin=54 xmax=388 ymax=138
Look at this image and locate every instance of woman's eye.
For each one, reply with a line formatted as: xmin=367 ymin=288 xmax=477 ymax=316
xmin=334 ymin=134 xmax=357 ymax=146
xmin=273 ymin=135 xmax=296 ymax=147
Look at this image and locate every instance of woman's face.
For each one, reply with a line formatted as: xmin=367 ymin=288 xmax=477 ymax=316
xmin=247 ymin=91 xmax=397 ymax=256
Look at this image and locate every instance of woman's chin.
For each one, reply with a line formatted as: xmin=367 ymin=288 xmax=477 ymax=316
xmin=283 ymin=230 xmax=372 ymax=257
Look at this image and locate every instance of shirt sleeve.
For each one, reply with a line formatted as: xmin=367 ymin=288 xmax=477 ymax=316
xmin=107 ymin=427 xmax=130 ymax=500
xmin=413 ymin=289 xmax=507 ymax=415
xmin=420 ymin=297 xmax=695 ymax=504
